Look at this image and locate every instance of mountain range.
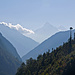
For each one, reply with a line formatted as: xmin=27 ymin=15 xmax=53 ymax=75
xmin=0 ymin=23 xmax=39 ymax=57
xmin=0 ymin=21 xmax=74 ymax=75
xmin=22 ymin=29 xmax=75 ymax=62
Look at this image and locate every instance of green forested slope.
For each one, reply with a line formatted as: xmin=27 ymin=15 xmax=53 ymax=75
xmin=16 ymin=39 xmax=75 ymax=75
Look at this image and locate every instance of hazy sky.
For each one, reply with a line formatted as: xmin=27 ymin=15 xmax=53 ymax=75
xmin=0 ymin=0 xmax=75 ymax=30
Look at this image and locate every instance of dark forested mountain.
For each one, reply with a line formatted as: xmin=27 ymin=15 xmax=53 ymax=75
xmin=16 ymin=36 xmax=75 ymax=75
xmin=0 ymin=33 xmax=22 ymax=75
xmin=0 ymin=24 xmax=39 ymax=57
xmin=22 ymin=29 xmax=75 ymax=62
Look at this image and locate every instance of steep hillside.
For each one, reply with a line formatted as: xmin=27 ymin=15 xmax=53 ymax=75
xmin=22 ymin=29 xmax=75 ymax=61
xmin=16 ymin=37 xmax=75 ymax=75
xmin=0 ymin=33 xmax=22 ymax=75
xmin=0 ymin=24 xmax=39 ymax=57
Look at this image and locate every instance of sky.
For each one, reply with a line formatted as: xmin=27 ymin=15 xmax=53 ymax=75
xmin=0 ymin=0 xmax=75 ymax=30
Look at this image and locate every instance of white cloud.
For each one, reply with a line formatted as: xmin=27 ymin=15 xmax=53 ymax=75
xmin=0 ymin=22 xmax=34 ymax=35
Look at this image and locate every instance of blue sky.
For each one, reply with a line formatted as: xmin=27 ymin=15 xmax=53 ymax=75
xmin=0 ymin=0 xmax=75 ymax=30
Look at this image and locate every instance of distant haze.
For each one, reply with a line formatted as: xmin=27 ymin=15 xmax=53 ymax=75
xmin=0 ymin=22 xmax=68 ymax=43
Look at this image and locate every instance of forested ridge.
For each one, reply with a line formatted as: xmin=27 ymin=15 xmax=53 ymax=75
xmin=16 ymin=37 xmax=75 ymax=75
